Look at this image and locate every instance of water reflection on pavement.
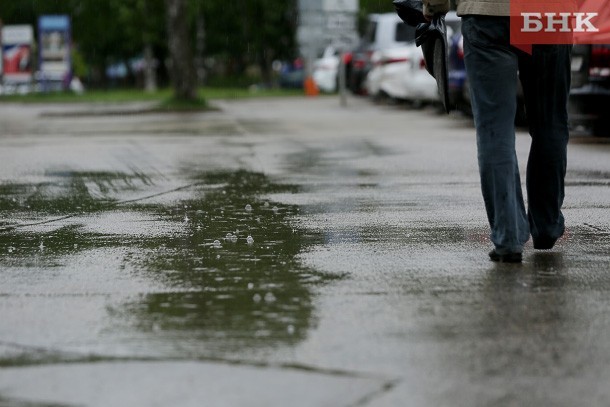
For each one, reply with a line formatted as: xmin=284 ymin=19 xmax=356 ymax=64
xmin=0 ymin=168 xmax=329 ymax=364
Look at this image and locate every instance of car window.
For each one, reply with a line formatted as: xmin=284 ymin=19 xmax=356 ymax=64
xmin=395 ymin=22 xmax=416 ymax=42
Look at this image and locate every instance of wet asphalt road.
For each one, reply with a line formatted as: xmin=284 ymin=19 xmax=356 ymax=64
xmin=1 ymin=96 xmax=610 ymax=406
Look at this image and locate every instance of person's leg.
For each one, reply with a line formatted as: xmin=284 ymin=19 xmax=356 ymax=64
xmin=518 ymin=45 xmax=571 ymax=249
xmin=462 ymin=16 xmax=530 ymax=256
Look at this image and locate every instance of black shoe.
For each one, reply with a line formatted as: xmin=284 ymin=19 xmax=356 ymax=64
xmin=533 ymin=236 xmax=558 ymax=250
xmin=489 ymin=250 xmax=522 ymax=263
xmin=533 ymin=228 xmax=565 ymax=250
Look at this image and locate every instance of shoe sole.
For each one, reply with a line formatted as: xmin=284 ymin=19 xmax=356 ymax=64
xmin=489 ymin=250 xmax=522 ymax=263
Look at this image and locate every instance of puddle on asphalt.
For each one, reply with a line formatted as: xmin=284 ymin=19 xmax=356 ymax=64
xmin=0 ymin=170 xmax=330 ymax=364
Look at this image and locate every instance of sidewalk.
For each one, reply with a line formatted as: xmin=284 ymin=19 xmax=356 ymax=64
xmin=1 ymin=97 xmax=610 ymax=406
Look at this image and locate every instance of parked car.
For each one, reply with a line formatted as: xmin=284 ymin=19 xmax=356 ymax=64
xmin=350 ymin=13 xmax=417 ymax=95
xmin=278 ymin=58 xmax=305 ymax=89
xmin=446 ymin=13 xmax=526 ymax=124
xmin=312 ymin=46 xmax=352 ymax=93
xmin=364 ymin=11 xmax=463 ymax=105
xmin=446 ymin=15 xmax=469 ymax=113
xmin=365 ymin=45 xmax=438 ymax=103
xmin=569 ymin=44 xmax=610 ymax=136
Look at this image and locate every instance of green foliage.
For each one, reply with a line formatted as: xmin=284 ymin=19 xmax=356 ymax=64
xmin=0 ymin=0 xmax=298 ymax=86
xmin=201 ymin=0 xmax=298 ymax=80
xmin=71 ymin=48 xmax=88 ymax=78
xmin=0 ymin=0 xmax=166 ymax=77
xmin=159 ymin=95 xmax=208 ymax=111
xmin=359 ymin=0 xmax=396 ymax=14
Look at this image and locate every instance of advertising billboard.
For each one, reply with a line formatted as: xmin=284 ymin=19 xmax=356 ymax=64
xmin=1 ymin=25 xmax=34 ymax=83
xmin=0 ymin=20 xmax=3 ymax=76
xmin=38 ymin=15 xmax=71 ymax=83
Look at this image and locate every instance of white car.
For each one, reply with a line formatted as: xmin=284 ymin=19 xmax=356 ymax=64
xmin=313 ymin=46 xmax=341 ymax=93
xmin=365 ymin=44 xmax=438 ymax=103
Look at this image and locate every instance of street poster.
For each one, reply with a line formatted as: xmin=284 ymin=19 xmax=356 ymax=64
xmin=1 ymin=25 xmax=34 ymax=83
xmin=38 ymin=15 xmax=71 ymax=83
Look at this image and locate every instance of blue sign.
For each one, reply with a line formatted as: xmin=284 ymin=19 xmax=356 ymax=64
xmin=39 ymin=15 xmax=70 ymax=31
xmin=38 ymin=15 xmax=71 ymax=86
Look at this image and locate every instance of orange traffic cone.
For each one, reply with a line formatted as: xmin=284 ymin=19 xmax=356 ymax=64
xmin=304 ymin=76 xmax=319 ymax=97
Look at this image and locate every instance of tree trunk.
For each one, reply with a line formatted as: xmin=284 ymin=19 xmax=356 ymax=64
xmin=165 ymin=0 xmax=197 ymax=100
xmin=195 ymin=13 xmax=206 ymax=86
xmin=259 ymin=48 xmax=274 ymax=87
xmin=143 ymin=43 xmax=158 ymax=93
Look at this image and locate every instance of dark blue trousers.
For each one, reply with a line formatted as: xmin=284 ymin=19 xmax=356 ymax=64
xmin=462 ymin=15 xmax=571 ymax=254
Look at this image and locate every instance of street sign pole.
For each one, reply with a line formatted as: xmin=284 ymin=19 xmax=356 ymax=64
xmin=339 ymin=52 xmax=347 ymax=107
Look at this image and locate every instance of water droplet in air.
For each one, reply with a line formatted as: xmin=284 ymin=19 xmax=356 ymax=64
xmin=264 ymin=292 xmax=277 ymax=303
xmin=246 ymin=235 xmax=254 ymax=244
xmin=253 ymin=294 xmax=262 ymax=303
xmin=247 ymin=283 xmax=254 ymax=290
xmin=245 ymin=204 xmax=253 ymax=212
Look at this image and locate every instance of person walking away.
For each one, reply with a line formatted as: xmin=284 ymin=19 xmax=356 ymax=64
xmin=423 ymin=0 xmax=571 ymax=263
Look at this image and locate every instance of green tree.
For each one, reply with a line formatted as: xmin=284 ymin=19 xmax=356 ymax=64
xmin=72 ymin=0 xmax=166 ymax=87
xmin=0 ymin=0 xmax=300 ymax=90
xmin=201 ymin=0 xmax=297 ymax=85
xmin=0 ymin=0 xmax=168 ymax=87
xmin=165 ymin=0 xmax=197 ymax=100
